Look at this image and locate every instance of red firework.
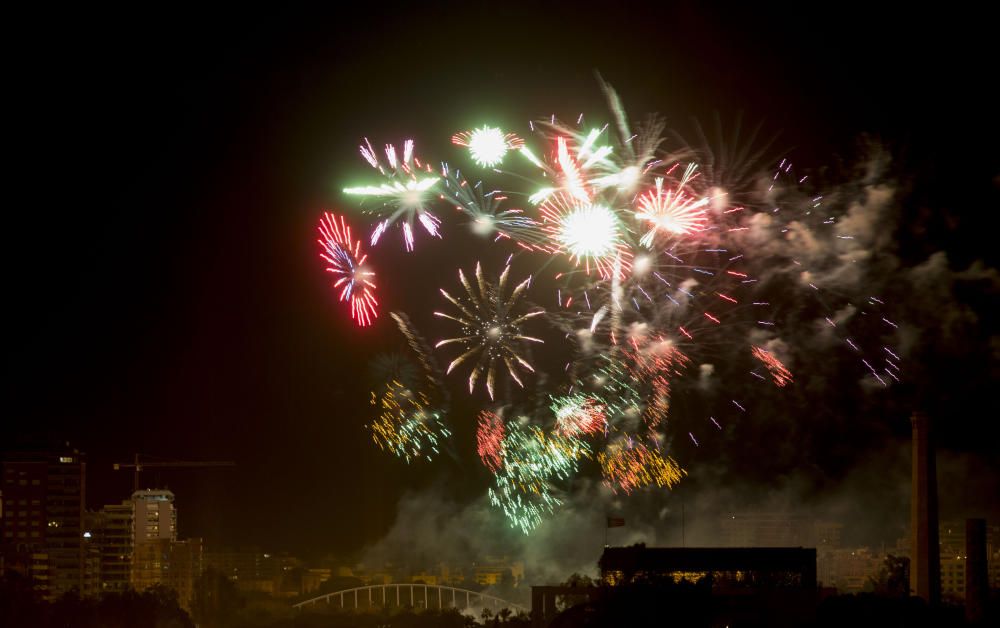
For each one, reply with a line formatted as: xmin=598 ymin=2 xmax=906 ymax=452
xmin=634 ymin=174 xmax=709 ymax=246
xmin=318 ymin=212 xmax=378 ymax=327
xmin=751 ymin=346 xmax=793 ymax=387
xmin=476 ymin=410 xmax=505 ymax=472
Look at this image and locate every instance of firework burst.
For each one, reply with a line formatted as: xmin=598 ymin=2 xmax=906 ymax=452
xmin=597 ymin=438 xmax=685 ymax=494
xmin=488 ymin=421 xmax=590 ymax=534
xmin=551 ymin=394 xmax=607 ymax=437
xmin=343 ymin=139 xmax=441 ymax=251
xmin=538 ymin=193 xmax=632 ymax=279
xmin=635 ymin=168 xmax=710 ymax=246
xmin=368 ymin=380 xmax=451 ymax=463
xmin=476 ymin=410 xmax=506 ymax=472
xmin=452 ymin=126 xmax=524 ymax=168
xmin=434 ymin=263 xmax=544 ymax=399
xmin=440 ymin=164 xmax=545 ymax=246
xmin=317 ymin=212 xmax=378 ymax=327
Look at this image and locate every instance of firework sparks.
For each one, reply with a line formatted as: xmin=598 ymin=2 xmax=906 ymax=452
xmin=368 ymin=380 xmax=451 ymax=463
xmin=440 ymin=165 xmax=545 ymax=245
xmin=585 ymin=338 xmax=690 ymax=430
xmin=476 ymin=410 xmax=505 ymax=472
xmin=452 ymin=126 xmax=524 ymax=167
xmin=435 ymin=263 xmax=544 ymax=399
xmin=317 ymin=212 xmax=378 ymax=326
xmin=551 ymin=394 xmax=607 ymax=437
xmin=751 ymin=346 xmax=793 ymax=387
xmin=598 ymin=439 xmax=686 ymax=494
xmin=323 ymin=84 xmax=910 ymax=537
xmin=488 ymin=421 xmax=590 ymax=534
xmin=635 ymin=169 xmax=709 ymax=247
xmin=343 ymin=139 xmax=441 ymax=251
xmin=539 ymin=192 xmax=632 ymax=279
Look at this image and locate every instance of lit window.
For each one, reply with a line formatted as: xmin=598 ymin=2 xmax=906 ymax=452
xmin=59 ymin=457 xmax=73 ymax=463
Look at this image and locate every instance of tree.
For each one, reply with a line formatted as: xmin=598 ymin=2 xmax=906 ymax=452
xmin=0 ymin=572 xmax=44 ymax=628
xmin=191 ymin=568 xmax=245 ymax=628
xmin=867 ymin=554 xmax=910 ymax=598
xmin=562 ymin=573 xmax=595 ymax=587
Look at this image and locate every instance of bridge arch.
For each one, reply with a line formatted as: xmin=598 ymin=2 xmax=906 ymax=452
xmin=293 ymin=583 xmax=527 ymax=613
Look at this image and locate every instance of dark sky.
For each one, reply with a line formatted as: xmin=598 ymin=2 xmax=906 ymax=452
xmin=5 ymin=4 xmax=997 ymax=559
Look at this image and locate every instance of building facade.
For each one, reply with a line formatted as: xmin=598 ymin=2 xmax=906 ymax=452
xmin=86 ymin=501 xmax=134 ymax=593
xmin=131 ymin=489 xmax=177 ymax=543
xmin=0 ymin=447 xmax=86 ymax=601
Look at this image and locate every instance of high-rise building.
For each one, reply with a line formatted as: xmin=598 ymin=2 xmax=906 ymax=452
xmin=910 ymin=411 xmax=941 ymax=604
xmin=132 ymin=537 xmax=203 ymax=610
xmin=0 ymin=447 xmax=86 ymax=601
xmin=131 ymin=489 xmax=177 ymax=543
xmin=86 ymin=501 xmax=134 ymax=593
xmin=719 ymin=512 xmax=842 ymax=548
xmin=128 ymin=489 xmax=201 ymax=610
xmin=936 ymin=518 xmax=1000 ymax=602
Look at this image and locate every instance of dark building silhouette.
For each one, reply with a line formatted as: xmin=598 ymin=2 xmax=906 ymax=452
xmin=0 ymin=446 xmax=86 ymax=600
xmin=965 ymin=518 xmax=988 ymax=625
xmin=910 ymin=411 xmax=940 ymax=604
xmin=598 ymin=546 xmax=816 ymax=589
xmin=532 ymin=546 xmax=817 ymax=627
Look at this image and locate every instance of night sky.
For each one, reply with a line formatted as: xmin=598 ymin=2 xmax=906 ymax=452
xmin=5 ymin=4 xmax=998 ymax=561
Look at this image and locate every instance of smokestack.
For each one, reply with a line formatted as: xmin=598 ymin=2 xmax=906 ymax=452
xmin=909 ymin=411 xmax=940 ymax=604
xmin=965 ymin=518 xmax=988 ymax=625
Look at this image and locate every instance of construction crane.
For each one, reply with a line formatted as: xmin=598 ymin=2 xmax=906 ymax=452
xmin=113 ymin=454 xmax=235 ymax=492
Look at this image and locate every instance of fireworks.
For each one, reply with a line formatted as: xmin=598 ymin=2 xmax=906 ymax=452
xmin=452 ymin=126 xmax=524 ymax=167
xmin=434 ymin=263 xmax=544 ymax=399
xmin=582 ymin=339 xmax=690 ymax=431
xmin=343 ymin=139 xmax=441 ymax=251
xmin=629 ymin=340 xmax=691 ymax=429
xmin=440 ymin=164 xmax=545 ymax=245
xmin=539 ymin=193 xmax=632 ymax=279
xmin=597 ymin=439 xmax=686 ymax=494
xmin=317 ymin=212 xmax=378 ymax=326
xmin=488 ymin=421 xmax=590 ymax=534
xmin=551 ymin=394 xmax=607 ymax=437
xmin=476 ymin=410 xmax=505 ymax=472
xmin=390 ymin=312 xmax=448 ymax=403
xmin=635 ymin=169 xmax=710 ymax=246
xmin=751 ymin=346 xmax=793 ymax=387
xmin=316 ymin=83 xmax=906 ymax=536
xmin=369 ymin=380 xmax=451 ymax=463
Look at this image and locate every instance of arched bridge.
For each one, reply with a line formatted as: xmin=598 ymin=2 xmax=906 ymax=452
xmin=294 ymin=583 xmax=527 ymax=613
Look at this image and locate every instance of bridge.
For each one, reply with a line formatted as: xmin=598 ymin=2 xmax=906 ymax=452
xmin=294 ymin=583 xmax=527 ymax=613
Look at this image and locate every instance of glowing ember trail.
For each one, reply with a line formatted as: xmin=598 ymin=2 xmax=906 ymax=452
xmin=751 ymin=346 xmax=793 ymax=387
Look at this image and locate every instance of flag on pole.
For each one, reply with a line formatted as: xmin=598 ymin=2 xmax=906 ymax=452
xmin=607 ymin=516 xmax=625 ymax=528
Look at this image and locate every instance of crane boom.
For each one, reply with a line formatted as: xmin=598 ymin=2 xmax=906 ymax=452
xmin=113 ymin=454 xmax=235 ymax=491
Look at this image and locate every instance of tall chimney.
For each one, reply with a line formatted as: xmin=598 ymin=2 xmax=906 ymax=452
xmin=909 ymin=411 xmax=940 ymax=604
xmin=965 ymin=518 xmax=988 ymax=625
